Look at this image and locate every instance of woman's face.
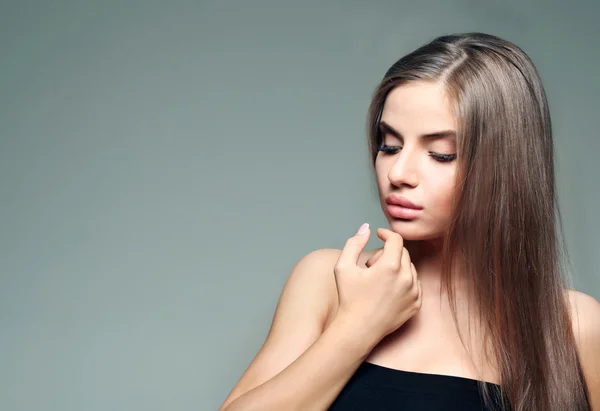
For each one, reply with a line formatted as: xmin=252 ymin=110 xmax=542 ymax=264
xmin=375 ymin=81 xmax=458 ymax=241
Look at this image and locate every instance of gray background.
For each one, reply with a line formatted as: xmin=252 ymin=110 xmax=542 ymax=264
xmin=1 ymin=1 xmax=598 ymax=410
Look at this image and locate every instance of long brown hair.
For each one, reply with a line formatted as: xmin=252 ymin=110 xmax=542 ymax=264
xmin=366 ymin=32 xmax=591 ymax=411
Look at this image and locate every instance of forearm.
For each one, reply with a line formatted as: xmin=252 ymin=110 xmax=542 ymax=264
xmin=222 ymin=317 xmax=377 ymax=411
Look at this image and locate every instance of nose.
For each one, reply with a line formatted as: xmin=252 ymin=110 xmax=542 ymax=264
xmin=387 ymin=148 xmax=419 ymax=188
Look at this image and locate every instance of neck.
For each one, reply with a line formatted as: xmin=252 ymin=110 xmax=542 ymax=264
xmin=403 ymin=237 xmax=467 ymax=298
xmin=401 ymin=237 xmax=477 ymax=338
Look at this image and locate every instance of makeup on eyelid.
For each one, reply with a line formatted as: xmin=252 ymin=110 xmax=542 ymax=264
xmin=377 ymin=121 xmax=457 ymax=162
xmin=378 ymin=144 xmax=457 ymax=162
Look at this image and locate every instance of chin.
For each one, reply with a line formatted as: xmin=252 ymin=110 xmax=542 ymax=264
xmin=387 ymin=220 xmax=441 ymax=241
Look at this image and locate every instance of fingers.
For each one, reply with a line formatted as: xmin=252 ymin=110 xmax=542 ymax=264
xmin=365 ymin=248 xmax=383 ymax=268
xmin=410 ymin=262 xmax=418 ymax=289
xmin=376 ymin=228 xmax=405 ymax=271
xmin=337 ymin=223 xmax=371 ymax=269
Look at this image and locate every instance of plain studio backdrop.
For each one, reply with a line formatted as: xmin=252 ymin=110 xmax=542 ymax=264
xmin=1 ymin=0 xmax=598 ymax=410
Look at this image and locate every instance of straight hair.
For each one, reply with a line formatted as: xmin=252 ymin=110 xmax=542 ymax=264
xmin=366 ymin=32 xmax=591 ymax=411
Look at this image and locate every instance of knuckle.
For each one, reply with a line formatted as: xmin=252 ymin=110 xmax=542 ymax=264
xmin=334 ymin=261 xmax=347 ymax=272
xmin=401 ymin=247 xmax=410 ymax=262
xmin=398 ymin=272 xmax=412 ymax=288
xmin=412 ymin=284 xmax=420 ymax=300
xmin=413 ymin=303 xmax=421 ymax=314
xmin=387 ymin=259 xmax=400 ymax=272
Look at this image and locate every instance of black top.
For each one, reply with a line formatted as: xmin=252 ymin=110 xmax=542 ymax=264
xmin=328 ymin=361 xmax=507 ymax=411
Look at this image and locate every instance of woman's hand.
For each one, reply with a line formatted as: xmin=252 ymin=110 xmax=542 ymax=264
xmin=333 ymin=224 xmax=422 ymax=343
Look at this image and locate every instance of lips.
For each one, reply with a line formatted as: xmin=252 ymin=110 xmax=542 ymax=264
xmin=385 ymin=194 xmax=423 ymax=210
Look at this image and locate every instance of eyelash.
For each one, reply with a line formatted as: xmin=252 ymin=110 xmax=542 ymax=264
xmin=377 ymin=144 xmax=457 ymax=163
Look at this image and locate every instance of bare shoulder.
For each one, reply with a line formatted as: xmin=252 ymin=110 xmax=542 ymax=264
xmin=218 ymin=247 xmax=350 ymax=410
xmin=288 ymin=248 xmax=343 ymax=323
xmin=566 ymin=289 xmax=600 ymax=408
xmin=289 ymin=247 xmax=380 ymax=320
xmin=273 ymin=246 xmax=381 ymax=332
xmin=258 ymin=247 xmax=344 ymax=347
xmin=567 ymin=289 xmax=600 ymax=339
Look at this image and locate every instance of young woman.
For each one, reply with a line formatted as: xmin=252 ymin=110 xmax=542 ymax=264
xmin=219 ymin=32 xmax=600 ymax=411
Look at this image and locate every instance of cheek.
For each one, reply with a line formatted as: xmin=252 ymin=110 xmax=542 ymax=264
xmin=427 ymin=172 xmax=456 ymax=208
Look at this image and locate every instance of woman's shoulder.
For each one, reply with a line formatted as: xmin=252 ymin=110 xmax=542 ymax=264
xmin=296 ymin=246 xmax=381 ymax=281
xmin=566 ymin=289 xmax=600 ymax=332
xmin=566 ymin=289 xmax=600 ymax=408
xmin=297 ymin=247 xmax=381 ymax=277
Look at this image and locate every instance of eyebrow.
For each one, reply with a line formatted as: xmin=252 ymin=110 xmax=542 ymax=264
xmin=378 ymin=121 xmax=456 ymax=141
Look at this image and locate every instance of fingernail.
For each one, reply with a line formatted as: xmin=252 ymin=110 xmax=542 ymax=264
xmin=357 ymin=223 xmax=369 ymax=235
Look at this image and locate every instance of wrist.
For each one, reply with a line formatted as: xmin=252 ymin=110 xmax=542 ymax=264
xmin=329 ymin=313 xmax=381 ymax=358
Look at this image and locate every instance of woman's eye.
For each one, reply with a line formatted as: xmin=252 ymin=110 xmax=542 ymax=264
xmin=429 ymin=153 xmax=457 ymax=163
xmin=377 ymin=144 xmax=456 ymax=163
xmin=377 ymin=144 xmax=400 ymax=154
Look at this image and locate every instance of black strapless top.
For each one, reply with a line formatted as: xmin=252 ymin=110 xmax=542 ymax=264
xmin=328 ymin=361 xmax=507 ymax=410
